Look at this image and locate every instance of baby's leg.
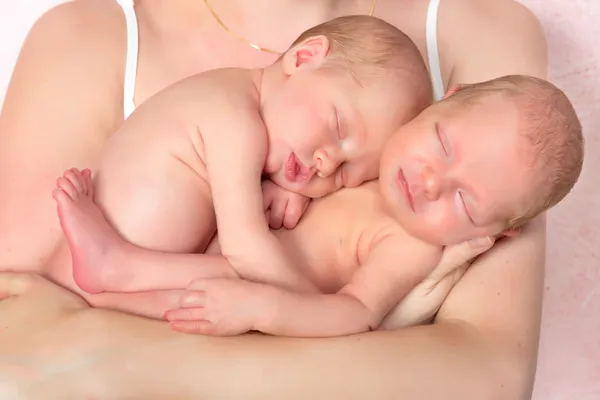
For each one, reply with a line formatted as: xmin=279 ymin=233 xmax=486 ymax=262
xmin=54 ymin=169 xmax=236 ymax=293
xmin=53 ymin=116 xmax=222 ymax=294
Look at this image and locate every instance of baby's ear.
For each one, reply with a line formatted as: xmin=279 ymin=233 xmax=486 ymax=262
xmin=441 ymin=83 xmax=462 ymax=100
xmin=281 ymin=35 xmax=330 ymax=76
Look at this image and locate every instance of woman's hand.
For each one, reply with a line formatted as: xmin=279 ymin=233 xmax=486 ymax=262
xmin=381 ymin=236 xmax=497 ymax=329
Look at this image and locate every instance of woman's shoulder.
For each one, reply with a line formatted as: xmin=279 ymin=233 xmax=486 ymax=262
xmin=438 ymin=0 xmax=547 ymax=84
xmin=35 ymin=0 xmax=125 ymax=36
xmin=14 ymin=0 xmax=129 ymax=116
xmin=442 ymin=0 xmax=545 ymax=48
xmin=27 ymin=0 xmax=127 ymax=69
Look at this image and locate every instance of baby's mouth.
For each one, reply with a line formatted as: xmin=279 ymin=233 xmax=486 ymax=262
xmin=285 ymin=153 xmax=311 ymax=182
xmin=397 ymin=168 xmax=415 ymax=211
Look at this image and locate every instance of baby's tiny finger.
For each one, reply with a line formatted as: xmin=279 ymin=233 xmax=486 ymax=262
xmin=170 ymin=320 xmax=214 ymax=335
xmin=65 ymin=168 xmax=85 ymax=193
xmin=165 ymin=306 xmax=206 ymax=322
xmin=82 ymin=168 xmax=94 ymax=196
xmin=269 ymin=202 xmax=286 ymax=230
xmin=56 ymin=177 xmax=78 ymax=199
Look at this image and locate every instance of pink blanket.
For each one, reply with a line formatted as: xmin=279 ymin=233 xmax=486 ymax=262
xmin=520 ymin=1 xmax=600 ymax=398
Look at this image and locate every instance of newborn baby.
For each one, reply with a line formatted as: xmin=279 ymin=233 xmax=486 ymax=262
xmin=54 ymin=77 xmax=583 ymax=336
xmin=52 ymin=15 xmax=432 ymax=296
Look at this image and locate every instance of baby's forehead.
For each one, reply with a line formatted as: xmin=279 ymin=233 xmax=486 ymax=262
xmin=443 ymin=95 xmax=524 ymax=128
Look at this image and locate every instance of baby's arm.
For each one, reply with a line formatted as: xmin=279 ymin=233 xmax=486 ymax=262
xmin=168 ymin=231 xmax=443 ymax=337
xmin=201 ymin=96 xmax=315 ymax=292
xmin=252 ymin=234 xmax=442 ymax=337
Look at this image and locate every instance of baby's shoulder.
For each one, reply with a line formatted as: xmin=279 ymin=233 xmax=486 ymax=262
xmin=188 ymin=67 xmax=257 ymax=92
xmin=171 ymin=69 xmax=260 ymax=120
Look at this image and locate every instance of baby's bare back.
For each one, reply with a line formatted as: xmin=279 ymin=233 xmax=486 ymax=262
xmin=93 ymin=69 xmax=259 ymax=254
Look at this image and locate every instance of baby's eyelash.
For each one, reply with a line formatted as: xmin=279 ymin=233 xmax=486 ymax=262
xmin=435 ymin=123 xmax=448 ymax=155
xmin=459 ymin=191 xmax=475 ymax=224
xmin=335 ymin=109 xmax=342 ymax=138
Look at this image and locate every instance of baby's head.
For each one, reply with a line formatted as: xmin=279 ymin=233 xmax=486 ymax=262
xmin=379 ymin=75 xmax=584 ymax=245
xmin=261 ymin=15 xmax=432 ymax=197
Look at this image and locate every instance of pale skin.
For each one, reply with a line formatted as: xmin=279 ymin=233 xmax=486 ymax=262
xmin=57 ymin=66 xmax=322 ymax=294
xmin=57 ymin=170 xmax=443 ymax=336
xmin=0 ymin=0 xmax=547 ymax=397
xmin=0 ymin=187 xmax=486 ymax=398
xmin=54 ymin=88 xmax=535 ymax=337
xmin=54 ymin=26 xmax=414 ymax=297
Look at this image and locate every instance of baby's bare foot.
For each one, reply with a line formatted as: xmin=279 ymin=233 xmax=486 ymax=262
xmin=52 ymin=168 xmax=132 ymax=294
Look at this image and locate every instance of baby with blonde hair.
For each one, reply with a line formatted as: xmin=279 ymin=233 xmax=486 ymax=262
xmin=53 ymin=15 xmax=432 ymax=296
xmin=53 ymin=52 xmax=583 ymax=337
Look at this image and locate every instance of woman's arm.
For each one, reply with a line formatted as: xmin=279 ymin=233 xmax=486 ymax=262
xmin=155 ymin=1 xmax=547 ymax=398
xmin=0 ymin=227 xmax=540 ymax=399
xmin=441 ymin=0 xmax=548 ymax=85
xmin=0 ymin=1 xmax=125 ymax=271
xmin=1 ymin=0 xmax=548 ymax=398
xmin=159 ymin=2 xmax=547 ymax=398
xmin=8 ymin=214 xmax=540 ymax=399
xmin=74 ymin=222 xmax=542 ymax=400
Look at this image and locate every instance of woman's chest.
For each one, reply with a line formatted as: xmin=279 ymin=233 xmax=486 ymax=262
xmin=131 ymin=0 xmax=434 ymax=107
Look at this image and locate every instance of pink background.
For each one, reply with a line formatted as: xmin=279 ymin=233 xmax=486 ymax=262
xmin=0 ymin=1 xmax=598 ymax=398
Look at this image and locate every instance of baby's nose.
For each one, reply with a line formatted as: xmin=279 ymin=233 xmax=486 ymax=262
xmin=421 ymin=165 xmax=442 ymax=201
xmin=314 ymin=148 xmax=342 ymax=178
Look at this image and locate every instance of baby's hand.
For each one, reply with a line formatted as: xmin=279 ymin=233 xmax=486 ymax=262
xmin=262 ymin=180 xmax=310 ymax=229
xmin=165 ymin=279 xmax=267 ymax=336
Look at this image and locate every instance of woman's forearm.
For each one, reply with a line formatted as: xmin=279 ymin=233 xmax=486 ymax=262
xmin=147 ymin=324 xmax=519 ymax=399
xmin=23 ymin=310 xmax=518 ymax=399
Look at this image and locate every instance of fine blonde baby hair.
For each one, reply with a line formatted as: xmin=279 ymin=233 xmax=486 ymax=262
xmin=448 ymin=75 xmax=584 ymax=228
xmin=289 ymin=15 xmax=433 ymax=115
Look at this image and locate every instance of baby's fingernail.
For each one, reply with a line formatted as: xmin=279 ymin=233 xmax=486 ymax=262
xmin=469 ymin=236 xmax=493 ymax=248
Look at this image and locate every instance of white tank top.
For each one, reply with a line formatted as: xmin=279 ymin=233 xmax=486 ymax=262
xmin=115 ymin=0 xmax=445 ymax=119
xmin=115 ymin=0 xmax=138 ymax=119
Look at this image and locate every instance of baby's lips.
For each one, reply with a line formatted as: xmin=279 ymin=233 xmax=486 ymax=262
xmin=298 ymin=164 xmax=313 ymax=181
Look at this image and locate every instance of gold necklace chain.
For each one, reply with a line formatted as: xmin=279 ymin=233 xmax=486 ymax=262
xmin=204 ymin=0 xmax=377 ymax=55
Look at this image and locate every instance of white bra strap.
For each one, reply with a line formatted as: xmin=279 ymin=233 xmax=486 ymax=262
xmin=116 ymin=0 xmax=139 ymax=118
xmin=426 ymin=0 xmax=445 ymax=102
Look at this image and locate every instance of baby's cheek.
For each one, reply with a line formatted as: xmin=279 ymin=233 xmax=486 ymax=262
xmin=420 ymin=208 xmax=462 ymax=244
